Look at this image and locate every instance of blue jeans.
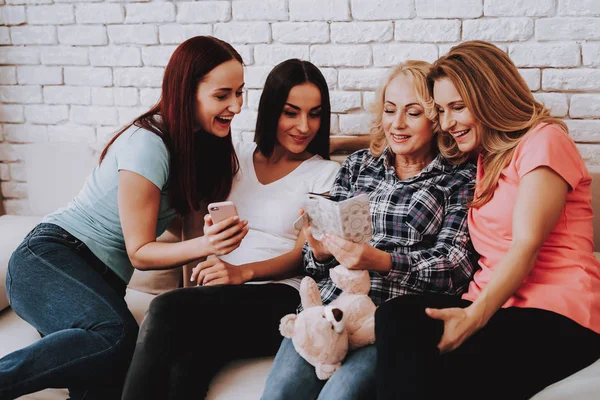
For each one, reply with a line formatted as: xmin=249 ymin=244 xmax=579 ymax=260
xmin=1 ymin=223 xmax=139 ymax=400
xmin=261 ymin=338 xmax=376 ymax=400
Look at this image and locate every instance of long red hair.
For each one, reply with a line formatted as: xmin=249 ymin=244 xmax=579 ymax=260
xmin=100 ymin=36 xmax=242 ymax=215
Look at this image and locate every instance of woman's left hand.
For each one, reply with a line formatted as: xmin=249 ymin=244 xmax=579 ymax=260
xmin=425 ymin=306 xmax=484 ymax=353
xmin=191 ymin=258 xmax=250 ymax=286
xmin=321 ymin=233 xmax=373 ymax=270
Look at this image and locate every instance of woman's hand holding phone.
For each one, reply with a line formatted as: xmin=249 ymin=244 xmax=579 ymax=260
xmin=202 ymin=213 xmax=248 ymax=256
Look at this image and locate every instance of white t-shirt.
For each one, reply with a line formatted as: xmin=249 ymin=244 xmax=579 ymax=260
xmin=219 ymin=141 xmax=340 ymax=289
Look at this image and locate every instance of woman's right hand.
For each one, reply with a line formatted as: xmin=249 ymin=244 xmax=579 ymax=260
xmin=425 ymin=304 xmax=485 ymax=354
xmin=202 ymin=214 xmax=249 ymax=256
xmin=300 ymin=209 xmax=333 ymax=263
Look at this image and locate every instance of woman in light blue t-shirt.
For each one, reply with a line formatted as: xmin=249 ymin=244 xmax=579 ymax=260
xmin=2 ymin=36 xmax=249 ymax=400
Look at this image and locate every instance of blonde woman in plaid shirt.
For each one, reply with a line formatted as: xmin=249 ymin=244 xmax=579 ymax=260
xmin=261 ymin=60 xmax=478 ymax=400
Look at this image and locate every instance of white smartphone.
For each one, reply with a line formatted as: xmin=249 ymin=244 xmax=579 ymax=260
xmin=207 ymin=201 xmax=239 ymax=224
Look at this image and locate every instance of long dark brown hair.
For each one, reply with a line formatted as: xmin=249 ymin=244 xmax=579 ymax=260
xmin=100 ymin=36 xmax=243 ymax=215
xmin=254 ymin=59 xmax=330 ymax=159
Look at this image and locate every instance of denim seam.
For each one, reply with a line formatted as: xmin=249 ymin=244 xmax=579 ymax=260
xmin=5 ymin=265 xmax=12 ymax=305
xmin=3 ymin=244 xmax=128 ymax=395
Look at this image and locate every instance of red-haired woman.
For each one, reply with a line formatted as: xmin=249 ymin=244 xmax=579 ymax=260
xmin=1 ymin=36 xmax=248 ymax=400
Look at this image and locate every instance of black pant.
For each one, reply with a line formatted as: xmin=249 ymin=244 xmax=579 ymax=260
xmin=121 ymin=283 xmax=300 ymax=400
xmin=375 ymin=294 xmax=600 ymax=400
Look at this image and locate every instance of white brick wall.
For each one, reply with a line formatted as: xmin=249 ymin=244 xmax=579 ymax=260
xmin=0 ymin=0 xmax=599 ymax=214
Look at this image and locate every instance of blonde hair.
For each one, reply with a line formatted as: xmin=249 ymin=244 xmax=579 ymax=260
xmin=369 ymin=60 xmax=438 ymax=157
xmin=428 ymin=40 xmax=567 ymax=208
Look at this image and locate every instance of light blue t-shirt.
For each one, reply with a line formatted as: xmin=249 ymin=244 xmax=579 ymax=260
xmin=44 ymin=126 xmax=178 ymax=283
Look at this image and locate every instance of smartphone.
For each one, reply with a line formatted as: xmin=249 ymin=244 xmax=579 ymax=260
xmin=207 ymin=201 xmax=239 ymax=224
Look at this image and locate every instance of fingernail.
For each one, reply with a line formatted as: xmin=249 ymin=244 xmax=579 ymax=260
xmin=233 ymin=216 xmax=239 ymax=221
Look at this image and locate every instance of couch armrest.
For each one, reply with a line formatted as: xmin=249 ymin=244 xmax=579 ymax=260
xmin=0 ymin=215 xmax=42 ymax=312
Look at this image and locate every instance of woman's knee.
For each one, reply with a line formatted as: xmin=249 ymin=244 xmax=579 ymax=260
xmin=145 ymin=286 xmax=212 ymax=319
xmin=143 ymin=288 xmax=194 ymax=332
xmin=376 ymin=295 xmax=425 ymax=327
xmin=136 ymin=291 xmax=190 ymax=346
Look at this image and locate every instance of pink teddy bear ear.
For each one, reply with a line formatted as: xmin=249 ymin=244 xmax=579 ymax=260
xmin=300 ymin=277 xmax=323 ymax=308
xmin=279 ymin=314 xmax=297 ymax=338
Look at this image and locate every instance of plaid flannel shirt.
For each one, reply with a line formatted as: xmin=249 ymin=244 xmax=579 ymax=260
xmin=303 ymin=148 xmax=478 ymax=307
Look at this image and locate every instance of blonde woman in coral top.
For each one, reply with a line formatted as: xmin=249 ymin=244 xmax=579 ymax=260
xmin=375 ymin=41 xmax=600 ymax=400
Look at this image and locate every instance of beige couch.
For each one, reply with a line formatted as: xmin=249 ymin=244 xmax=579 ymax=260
xmin=1 ymin=142 xmax=600 ymax=400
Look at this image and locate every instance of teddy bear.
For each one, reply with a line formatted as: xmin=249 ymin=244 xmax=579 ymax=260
xmin=279 ymin=276 xmax=349 ymax=380
xmin=279 ymin=265 xmax=376 ymax=380
xmin=328 ymin=265 xmax=377 ymax=350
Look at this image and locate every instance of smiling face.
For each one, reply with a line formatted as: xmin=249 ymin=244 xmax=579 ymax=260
xmin=382 ymin=74 xmax=435 ymax=161
xmin=195 ymin=59 xmax=245 ymax=138
xmin=275 ymin=82 xmax=322 ymax=156
xmin=433 ymin=77 xmax=481 ymax=153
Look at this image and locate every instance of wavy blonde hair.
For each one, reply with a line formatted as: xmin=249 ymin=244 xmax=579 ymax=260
xmin=428 ymin=40 xmax=567 ymax=208
xmin=369 ymin=60 xmax=439 ymax=157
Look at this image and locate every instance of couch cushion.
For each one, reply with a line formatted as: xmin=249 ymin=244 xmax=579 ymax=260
xmin=530 ymin=358 xmax=600 ymax=400
xmin=24 ymin=143 xmax=97 ymax=216
xmin=206 ymin=357 xmax=273 ymax=400
xmin=124 ymin=287 xmax=156 ymax=325
xmin=0 ymin=215 xmax=42 ymax=312
xmin=128 ymin=267 xmax=183 ymax=296
xmin=0 ymin=309 xmax=67 ymax=400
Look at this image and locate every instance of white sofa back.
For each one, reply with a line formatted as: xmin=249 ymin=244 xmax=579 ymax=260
xmin=0 ymin=143 xmax=99 ymax=313
xmin=25 ymin=143 xmax=99 ymax=216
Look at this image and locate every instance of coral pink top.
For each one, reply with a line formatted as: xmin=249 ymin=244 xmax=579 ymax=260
xmin=463 ymin=123 xmax=600 ymax=334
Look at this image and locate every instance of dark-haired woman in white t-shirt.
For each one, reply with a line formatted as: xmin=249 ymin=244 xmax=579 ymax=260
xmin=122 ymin=59 xmax=342 ymax=400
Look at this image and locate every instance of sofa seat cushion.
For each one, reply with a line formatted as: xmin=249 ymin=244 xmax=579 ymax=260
xmin=0 ymin=215 xmax=42 ymax=313
xmin=0 ymin=288 xmax=154 ymax=400
xmin=206 ymin=357 xmax=273 ymax=400
xmin=0 ymin=308 xmax=66 ymax=400
xmin=2 ymin=304 xmax=599 ymax=400
xmin=124 ymin=287 xmax=156 ymax=325
xmin=128 ymin=267 xmax=183 ymax=296
xmin=531 ymin=357 xmax=600 ymax=399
